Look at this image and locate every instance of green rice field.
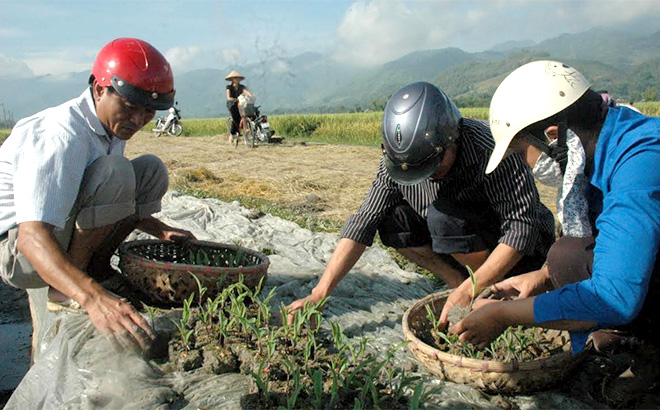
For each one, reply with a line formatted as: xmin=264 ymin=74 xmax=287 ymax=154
xmin=3 ymin=102 xmax=660 ymax=147
xmin=145 ymin=107 xmax=490 ymax=146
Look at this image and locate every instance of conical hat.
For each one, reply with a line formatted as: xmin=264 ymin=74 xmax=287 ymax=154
xmin=225 ymin=70 xmax=245 ymax=81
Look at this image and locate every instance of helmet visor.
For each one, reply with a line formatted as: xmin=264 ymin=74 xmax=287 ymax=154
xmin=110 ymin=76 xmax=175 ymax=111
xmin=384 ymin=148 xmax=446 ymax=186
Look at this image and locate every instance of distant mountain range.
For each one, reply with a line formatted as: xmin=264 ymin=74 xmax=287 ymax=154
xmin=1 ymin=27 xmax=659 ymax=121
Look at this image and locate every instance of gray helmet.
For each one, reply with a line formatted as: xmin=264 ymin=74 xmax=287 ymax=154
xmin=382 ymin=82 xmax=461 ymax=185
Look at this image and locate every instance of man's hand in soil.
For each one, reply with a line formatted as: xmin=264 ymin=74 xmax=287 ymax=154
xmin=83 ymin=285 xmax=156 ymax=351
xmin=449 ymin=299 xmax=507 ymax=349
xmin=491 ymin=267 xmax=552 ymax=299
xmin=285 ymin=291 xmax=325 ymax=327
xmin=439 ymin=283 xmax=473 ymax=328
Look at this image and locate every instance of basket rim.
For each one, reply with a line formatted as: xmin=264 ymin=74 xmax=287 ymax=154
xmin=402 ymin=290 xmax=576 ymax=373
xmin=118 ymin=239 xmax=270 ymax=275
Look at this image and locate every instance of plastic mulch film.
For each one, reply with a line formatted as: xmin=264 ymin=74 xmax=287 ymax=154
xmin=5 ymin=191 xmax=588 ymax=409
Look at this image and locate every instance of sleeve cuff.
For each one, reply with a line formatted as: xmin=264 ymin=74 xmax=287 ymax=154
xmin=534 ymin=292 xmax=591 ymax=355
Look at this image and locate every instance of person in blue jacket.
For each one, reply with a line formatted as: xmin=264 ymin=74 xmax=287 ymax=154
xmin=450 ymin=60 xmax=660 ymax=402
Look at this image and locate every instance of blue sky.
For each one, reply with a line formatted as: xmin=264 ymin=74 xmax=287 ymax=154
xmin=1 ymin=0 xmax=659 ymax=78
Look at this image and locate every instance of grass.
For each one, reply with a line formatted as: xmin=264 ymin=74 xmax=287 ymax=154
xmin=173 ymin=165 xmax=344 ymax=234
xmin=143 ymin=103 xmax=660 ymax=146
xmin=142 ymin=107 xmax=490 ymax=146
xmin=635 ymin=101 xmax=660 ymax=117
xmin=0 ymin=129 xmax=10 ymax=144
xmin=5 ymin=102 xmax=659 ymax=147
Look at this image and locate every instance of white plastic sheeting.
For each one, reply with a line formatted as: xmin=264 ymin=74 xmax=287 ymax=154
xmin=5 ymin=192 xmax=587 ymax=409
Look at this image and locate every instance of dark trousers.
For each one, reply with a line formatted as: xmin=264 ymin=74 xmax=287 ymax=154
xmin=547 ymin=236 xmax=660 ymax=346
xmin=377 ymin=201 xmax=546 ymax=276
xmin=228 ymin=103 xmax=240 ymax=135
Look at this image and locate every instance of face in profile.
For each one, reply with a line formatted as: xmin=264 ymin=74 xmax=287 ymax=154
xmin=93 ymin=82 xmax=156 ymax=140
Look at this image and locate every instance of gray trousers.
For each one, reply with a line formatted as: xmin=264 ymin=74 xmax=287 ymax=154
xmin=0 ymin=154 xmax=168 ymax=289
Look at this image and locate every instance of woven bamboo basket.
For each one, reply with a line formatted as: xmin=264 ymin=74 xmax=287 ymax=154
xmin=402 ymin=290 xmax=582 ymax=394
xmin=118 ymin=239 xmax=270 ymax=305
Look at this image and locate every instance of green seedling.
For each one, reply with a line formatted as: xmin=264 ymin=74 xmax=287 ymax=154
xmin=425 ymin=303 xmax=439 ymax=330
xmin=251 ymin=324 xmax=269 ymax=354
xmin=217 ymin=309 xmax=229 ymax=346
xmin=408 ymin=383 xmax=425 ymax=410
xmin=466 ymin=264 xmax=480 ymax=309
xmin=141 ymin=302 xmax=158 ymax=331
xmin=347 ymin=337 xmax=369 ymax=366
xmin=265 ymin=332 xmax=277 ymax=361
xmin=181 ymin=293 xmax=194 ymax=325
xmin=283 ymin=370 xmax=303 ymax=410
xmin=189 ymin=272 xmax=208 ymax=307
xmin=392 ymin=372 xmax=421 ymax=403
xmin=201 ymin=296 xmax=220 ymax=325
xmin=330 ymin=321 xmax=349 ymax=355
xmin=249 ymin=357 xmax=271 ymax=402
xmin=278 ymin=303 xmax=293 ymax=341
xmin=303 ymin=335 xmax=316 ymax=363
xmin=329 ymin=366 xmax=340 ymax=409
xmin=280 ymin=356 xmax=296 ymax=382
xmin=311 ymin=369 xmax=323 ymax=409
xmin=255 ymin=288 xmax=276 ymax=327
xmin=170 ymin=318 xmax=194 ymax=351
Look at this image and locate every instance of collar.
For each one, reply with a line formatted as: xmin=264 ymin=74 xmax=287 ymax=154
xmin=79 ymin=88 xmax=112 ymax=141
xmin=588 ymin=107 xmax=620 ymax=190
xmin=454 ymin=126 xmax=479 ymax=168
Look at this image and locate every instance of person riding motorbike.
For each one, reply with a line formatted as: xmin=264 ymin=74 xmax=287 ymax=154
xmin=225 ymin=70 xmax=253 ymax=143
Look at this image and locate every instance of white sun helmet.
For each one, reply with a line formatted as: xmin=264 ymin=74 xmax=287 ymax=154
xmin=485 ymin=60 xmax=591 ymax=174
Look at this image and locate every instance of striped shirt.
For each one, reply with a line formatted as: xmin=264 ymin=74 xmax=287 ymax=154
xmin=0 ymin=89 xmax=125 ymax=234
xmin=340 ymin=118 xmax=555 ymax=255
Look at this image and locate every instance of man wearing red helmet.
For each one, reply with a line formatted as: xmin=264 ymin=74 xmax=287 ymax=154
xmin=0 ymin=38 xmax=194 ymax=350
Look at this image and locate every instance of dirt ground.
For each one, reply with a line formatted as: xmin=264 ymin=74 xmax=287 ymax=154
xmin=125 ymin=131 xmax=558 ymax=228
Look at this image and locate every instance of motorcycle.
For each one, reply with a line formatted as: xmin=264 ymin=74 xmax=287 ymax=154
xmin=153 ymin=103 xmax=183 ymax=137
xmin=228 ymin=102 xmax=275 ymax=148
xmin=252 ymin=105 xmax=274 ymax=145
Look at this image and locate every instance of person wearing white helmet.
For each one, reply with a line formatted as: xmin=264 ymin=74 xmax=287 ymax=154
xmin=451 ymin=61 xmax=660 ymax=403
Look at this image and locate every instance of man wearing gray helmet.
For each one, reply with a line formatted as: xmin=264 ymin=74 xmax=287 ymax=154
xmin=287 ymin=82 xmax=554 ymax=325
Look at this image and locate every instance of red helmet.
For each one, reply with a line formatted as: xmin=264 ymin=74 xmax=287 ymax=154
xmin=91 ymin=38 xmax=175 ymax=110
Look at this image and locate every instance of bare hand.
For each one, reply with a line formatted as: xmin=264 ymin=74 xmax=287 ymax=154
xmin=449 ymin=299 xmax=506 ymax=349
xmin=83 ymin=288 xmax=156 ymax=351
xmin=285 ymin=292 xmax=325 ymax=326
xmin=439 ymin=285 xmax=473 ymax=328
xmin=491 ymin=267 xmax=551 ymax=299
xmin=160 ymin=227 xmax=196 ymax=242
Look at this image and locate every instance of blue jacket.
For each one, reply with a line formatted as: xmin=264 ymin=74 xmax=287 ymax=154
xmin=534 ymin=106 xmax=660 ymax=353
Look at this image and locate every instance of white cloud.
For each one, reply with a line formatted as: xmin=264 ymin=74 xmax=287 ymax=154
xmin=0 ymin=27 xmax=27 ymax=39
xmin=18 ymin=46 xmax=99 ymax=76
xmin=270 ymin=59 xmax=290 ymax=74
xmin=221 ymin=48 xmax=241 ymax=66
xmin=582 ymin=0 xmax=660 ymax=27
xmin=24 ymin=57 xmax=90 ymax=77
xmin=165 ymin=45 xmax=204 ymax=75
xmin=0 ymin=54 xmax=34 ymax=78
xmin=333 ymin=0 xmax=660 ymax=67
